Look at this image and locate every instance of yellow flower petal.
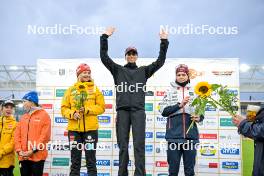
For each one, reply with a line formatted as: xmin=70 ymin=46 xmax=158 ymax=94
xmin=194 ymin=82 xmax=212 ymax=98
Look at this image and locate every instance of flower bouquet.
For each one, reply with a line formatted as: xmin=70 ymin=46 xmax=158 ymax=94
xmin=186 ymin=82 xmax=238 ymax=134
xmin=74 ymin=82 xmax=88 ymax=129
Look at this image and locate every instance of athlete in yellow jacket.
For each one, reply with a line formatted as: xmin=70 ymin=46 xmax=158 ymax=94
xmin=0 ymin=100 xmax=17 ymax=176
xmin=61 ymin=63 xmax=105 ymax=176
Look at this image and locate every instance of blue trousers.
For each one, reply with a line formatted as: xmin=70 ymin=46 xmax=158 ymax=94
xmin=167 ymin=142 xmax=197 ymax=176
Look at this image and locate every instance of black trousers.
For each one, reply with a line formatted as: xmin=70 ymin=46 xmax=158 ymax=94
xmin=0 ymin=166 xmax=14 ymax=176
xmin=116 ymin=110 xmax=146 ymax=176
xmin=167 ymin=142 xmax=197 ymax=176
xmin=19 ymin=160 xmax=45 ymax=176
xmin=68 ymin=130 xmax=98 ymax=176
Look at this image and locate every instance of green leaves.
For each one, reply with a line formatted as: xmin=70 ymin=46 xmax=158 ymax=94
xmin=191 ymin=83 xmax=238 ymax=116
xmin=211 ymin=84 xmax=221 ymax=91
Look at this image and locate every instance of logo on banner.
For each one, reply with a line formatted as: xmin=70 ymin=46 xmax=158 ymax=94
xmin=41 ymin=104 xmax=53 ymax=109
xmin=220 ymin=118 xmax=235 ymax=127
xmin=96 ymin=160 xmax=110 ymax=166
xmin=105 ymin=104 xmax=113 ymax=109
xmin=156 ymin=91 xmax=165 ymax=96
xmin=212 ymin=70 xmax=234 ymax=76
xmin=156 ymin=132 xmax=166 ymax=139
xmin=145 ymin=103 xmax=154 ymax=111
xmin=202 ymin=118 xmax=218 ymax=127
xmin=188 ymin=69 xmax=204 ymax=79
xmin=145 ymin=132 xmax=153 ymax=139
xmin=219 ymin=133 xmax=240 ymax=142
xmin=81 ymin=173 xmax=110 ymax=176
xmin=98 ymin=174 xmax=110 ymax=176
xmin=52 ymin=157 xmax=70 ymax=166
xmin=220 ymin=148 xmax=240 ymax=155
xmin=56 ymin=89 xmax=66 ymax=97
xmin=227 ymin=89 xmax=238 ymax=95
xmin=59 ymin=68 xmax=66 ymax=76
xmin=199 ymin=133 xmax=217 ymax=139
xmin=205 ymin=105 xmax=217 ymax=111
xmin=113 ymin=160 xmax=131 ymax=166
xmin=98 ymin=116 xmax=111 ymax=124
xmin=222 ymin=161 xmax=239 ymax=169
xmin=98 ymin=130 xmax=112 ymax=138
xmin=102 ymin=90 xmax=113 ymax=96
xmin=145 ymin=91 xmax=154 ymax=96
xmin=156 ymin=161 xmax=168 ymax=167
xmin=97 ymin=143 xmax=111 ymax=151
xmin=38 ymin=89 xmax=53 ymax=97
xmin=156 ymin=116 xmax=167 ymax=125
xmin=209 ymin=163 xmax=218 ymax=168
xmin=113 ymin=143 xmax=132 ymax=149
xmin=55 ymin=117 xmax=68 ymax=123
xmin=146 ymin=116 xmax=153 ymax=123
xmin=200 ymin=145 xmax=217 ymax=156
xmin=145 ymin=145 xmax=153 ymax=152
xmin=157 ymin=174 xmax=168 ymax=176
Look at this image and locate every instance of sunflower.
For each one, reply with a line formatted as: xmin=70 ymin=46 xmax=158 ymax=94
xmin=75 ymin=82 xmax=88 ymax=93
xmin=194 ymin=82 xmax=212 ymax=98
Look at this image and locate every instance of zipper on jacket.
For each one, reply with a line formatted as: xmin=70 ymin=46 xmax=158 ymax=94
xmin=83 ymin=114 xmax=86 ymax=132
xmin=182 ymin=87 xmax=186 ymax=138
xmin=0 ymin=117 xmax=3 ymax=141
xmin=26 ymin=115 xmax=32 ymax=150
xmin=81 ymin=94 xmax=86 ymax=132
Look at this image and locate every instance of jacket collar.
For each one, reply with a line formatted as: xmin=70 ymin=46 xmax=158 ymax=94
xmin=124 ymin=62 xmax=138 ymax=69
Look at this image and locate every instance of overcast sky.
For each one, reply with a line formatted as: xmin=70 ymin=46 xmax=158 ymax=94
xmin=0 ymin=0 xmax=263 ymax=65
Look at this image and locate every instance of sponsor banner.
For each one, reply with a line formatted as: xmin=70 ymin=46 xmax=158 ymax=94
xmin=53 ymin=115 xmax=68 ymax=128
xmin=155 ymin=142 xmax=167 ymax=157
xmin=52 ymin=157 xmax=70 ymax=167
xmin=37 ymin=87 xmax=54 ymax=99
xmin=98 ymin=130 xmax=112 ymax=141
xmin=198 ymin=143 xmax=218 ymax=158
xmin=145 ymin=102 xmax=154 ymax=113
xmin=37 ymin=58 xmax=241 ymax=175
xmin=219 ymin=130 xmax=241 ymax=145
xmin=52 ymin=127 xmax=68 ymax=142
xmin=155 ymin=116 xmax=167 ymax=128
xmin=198 ymin=116 xmax=218 ymax=129
xmin=199 ymin=130 xmax=218 ymax=143
xmin=146 ymin=115 xmax=154 ymax=128
xmin=98 ymin=115 xmax=112 ymax=127
xmin=197 ymin=158 xmax=219 ymax=173
xmin=155 ymin=131 xmax=166 ymax=142
xmin=55 ymin=88 xmax=67 ymax=98
xmin=220 ymin=160 xmax=241 ymax=173
xmin=219 ymin=147 xmax=240 ymax=159
xmin=219 ymin=117 xmax=236 ymax=129
xmin=112 ymin=143 xmax=133 ymax=156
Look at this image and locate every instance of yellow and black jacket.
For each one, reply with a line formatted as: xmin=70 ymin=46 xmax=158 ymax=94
xmin=0 ymin=115 xmax=16 ymax=168
xmin=61 ymin=81 xmax=105 ymax=132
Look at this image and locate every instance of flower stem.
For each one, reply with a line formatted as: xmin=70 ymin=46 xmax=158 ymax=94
xmin=208 ymin=96 xmax=235 ymax=116
xmin=186 ymin=120 xmax=195 ymax=134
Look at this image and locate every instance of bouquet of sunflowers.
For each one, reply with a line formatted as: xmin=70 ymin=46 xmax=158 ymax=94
xmin=186 ymin=82 xmax=238 ymax=134
xmin=74 ymin=82 xmax=88 ymax=129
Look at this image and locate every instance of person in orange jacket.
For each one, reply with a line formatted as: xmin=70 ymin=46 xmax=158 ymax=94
xmin=61 ymin=63 xmax=105 ymax=176
xmin=14 ymin=91 xmax=51 ymax=176
xmin=0 ymin=100 xmax=17 ymax=176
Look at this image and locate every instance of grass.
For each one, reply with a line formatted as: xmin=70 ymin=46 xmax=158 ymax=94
xmin=14 ymin=154 xmax=20 ymax=176
xmin=242 ymin=138 xmax=254 ymax=176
